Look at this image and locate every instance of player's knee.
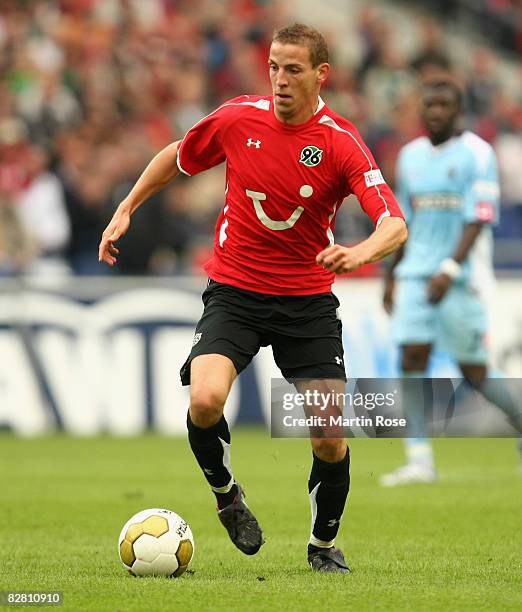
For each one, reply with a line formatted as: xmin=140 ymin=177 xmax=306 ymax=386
xmin=460 ymin=364 xmax=487 ymax=388
xmin=401 ymin=345 xmax=430 ymax=372
xmin=463 ymin=373 xmax=485 ymax=390
xmin=189 ymin=388 xmax=226 ymax=427
xmin=311 ymin=438 xmax=347 ymax=463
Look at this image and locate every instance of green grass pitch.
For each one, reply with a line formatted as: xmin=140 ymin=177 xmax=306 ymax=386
xmin=1 ymin=430 xmax=521 ymax=611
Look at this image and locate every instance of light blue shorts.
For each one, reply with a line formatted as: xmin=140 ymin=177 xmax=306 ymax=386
xmin=392 ymin=278 xmax=488 ymax=364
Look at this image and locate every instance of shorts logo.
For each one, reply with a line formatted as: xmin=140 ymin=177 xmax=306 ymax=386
xmin=192 ymin=333 xmax=202 ymax=347
xmin=300 ymin=145 xmax=323 ymax=167
xmin=363 ymin=169 xmax=385 ymax=187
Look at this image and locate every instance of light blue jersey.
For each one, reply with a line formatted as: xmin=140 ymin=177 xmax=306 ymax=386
xmin=392 ymin=131 xmax=500 ymax=359
xmin=395 ymin=131 xmax=499 ymax=293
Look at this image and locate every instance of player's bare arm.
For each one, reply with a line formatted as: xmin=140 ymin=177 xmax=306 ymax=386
xmin=316 ymin=216 xmax=407 ymax=275
xmin=383 ymin=246 xmax=404 ymax=314
xmin=428 ymin=222 xmax=482 ymax=304
xmin=98 ymin=140 xmax=181 ymax=266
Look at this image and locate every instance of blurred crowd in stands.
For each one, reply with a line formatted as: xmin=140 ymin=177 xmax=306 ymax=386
xmin=417 ymin=0 xmax=522 ymax=55
xmin=0 ymin=0 xmax=521 ymax=277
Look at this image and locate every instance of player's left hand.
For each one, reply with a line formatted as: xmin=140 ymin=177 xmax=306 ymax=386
xmin=427 ymin=273 xmax=452 ymax=304
xmin=316 ymin=244 xmax=364 ymax=274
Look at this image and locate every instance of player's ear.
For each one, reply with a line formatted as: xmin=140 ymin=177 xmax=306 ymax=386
xmin=317 ymin=63 xmax=330 ymax=85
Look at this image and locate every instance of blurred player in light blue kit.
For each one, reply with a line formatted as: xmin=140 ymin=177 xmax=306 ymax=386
xmin=381 ymin=80 xmax=522 ymax=485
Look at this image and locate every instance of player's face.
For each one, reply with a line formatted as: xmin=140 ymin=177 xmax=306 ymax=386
xmin=421 ymin=88 xmax=460 ymax=142
xmin=269 ymin=42 xmax=329 ymax=125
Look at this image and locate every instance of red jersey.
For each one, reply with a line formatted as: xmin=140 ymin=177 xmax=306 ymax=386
xmin=177 ymin=95 xmax=403 ymax=295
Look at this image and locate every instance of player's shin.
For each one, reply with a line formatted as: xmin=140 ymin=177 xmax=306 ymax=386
xmin=308 ymin=448 xmax=350 ymax=549
xmin=475 ymin=378 xmax=522 ymax=461
xmin=402 ymin=372 xmax=434 ymax=469
xmin=475 ymin=378 xmax=522 ymax=434
xmin=186 ymin=411 xmax=237 ymax=509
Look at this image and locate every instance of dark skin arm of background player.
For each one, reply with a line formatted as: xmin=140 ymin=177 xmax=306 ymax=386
xmin=427 ymin=222 xmax=483 ymax=304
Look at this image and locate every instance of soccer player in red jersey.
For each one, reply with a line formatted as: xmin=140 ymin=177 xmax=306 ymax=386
xmin=99 ymin=24 xmax=407 ymax=573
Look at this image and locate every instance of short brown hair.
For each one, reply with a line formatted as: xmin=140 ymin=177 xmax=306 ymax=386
xmin=272 ymin=23 xmax=329 ymax=68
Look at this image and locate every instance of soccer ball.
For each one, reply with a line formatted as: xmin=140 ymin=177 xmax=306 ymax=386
xmin=118 ymin=508 xmax=194 ymax=577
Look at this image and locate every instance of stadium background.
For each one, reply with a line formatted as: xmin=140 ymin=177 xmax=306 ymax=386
xmin=0 ymin=0 xmax=521 ymax=433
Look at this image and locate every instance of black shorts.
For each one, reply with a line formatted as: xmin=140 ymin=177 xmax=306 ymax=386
xmin=180 ymin=280 xmax=346 ymax=385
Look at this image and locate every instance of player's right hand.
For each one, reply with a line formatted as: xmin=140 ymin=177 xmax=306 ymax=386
xmin=98 ymin=207 xmax=131 ymax=266
xmin=382 ymin=278 xmax=395 ymax=314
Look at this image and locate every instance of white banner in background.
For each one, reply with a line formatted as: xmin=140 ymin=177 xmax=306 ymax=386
xmin=0 ymin=279 xmax=521 ymax=435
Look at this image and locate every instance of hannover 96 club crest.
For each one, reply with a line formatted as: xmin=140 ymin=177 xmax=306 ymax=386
xmin=299 ymin=145 xmax=323 ymax=167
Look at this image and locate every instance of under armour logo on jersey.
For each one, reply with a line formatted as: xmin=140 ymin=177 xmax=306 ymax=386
xmin=247 ymin=138 xmax=261 ymax=148
xmin=327 ymin=518 xmax=340 ymax=527
xmin=335 ymin=356 xmax=343 ymax=365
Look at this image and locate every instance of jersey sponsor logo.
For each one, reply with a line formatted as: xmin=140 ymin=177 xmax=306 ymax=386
xmin=246 ymin=138 xmax=261 ymax=148
xmin=412 ymin=193 xmax=461 ymax=210
xmin=245 ymin=189 xmax=304 ymax=231
xmin=363 ymin=169 xmax=385 ymax=187
xmin=299 ymin=145 xmax=323 ymax=167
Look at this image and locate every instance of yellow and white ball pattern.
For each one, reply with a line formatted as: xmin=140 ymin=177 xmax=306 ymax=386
xmin=118 ymin=508 xmax=194 ymax=577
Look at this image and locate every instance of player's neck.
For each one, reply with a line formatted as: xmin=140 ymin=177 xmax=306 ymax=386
xmin=273 ymin=96 xmax=322 ymax=126
xmin=429 ymin=129 xmax=458 ymax=147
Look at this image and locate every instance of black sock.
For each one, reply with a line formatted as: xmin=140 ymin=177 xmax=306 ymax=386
xmin=186 ymin=412 xmax=237 ymax=509
xmin=308 ymin=448 xmax=350 ymax=548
